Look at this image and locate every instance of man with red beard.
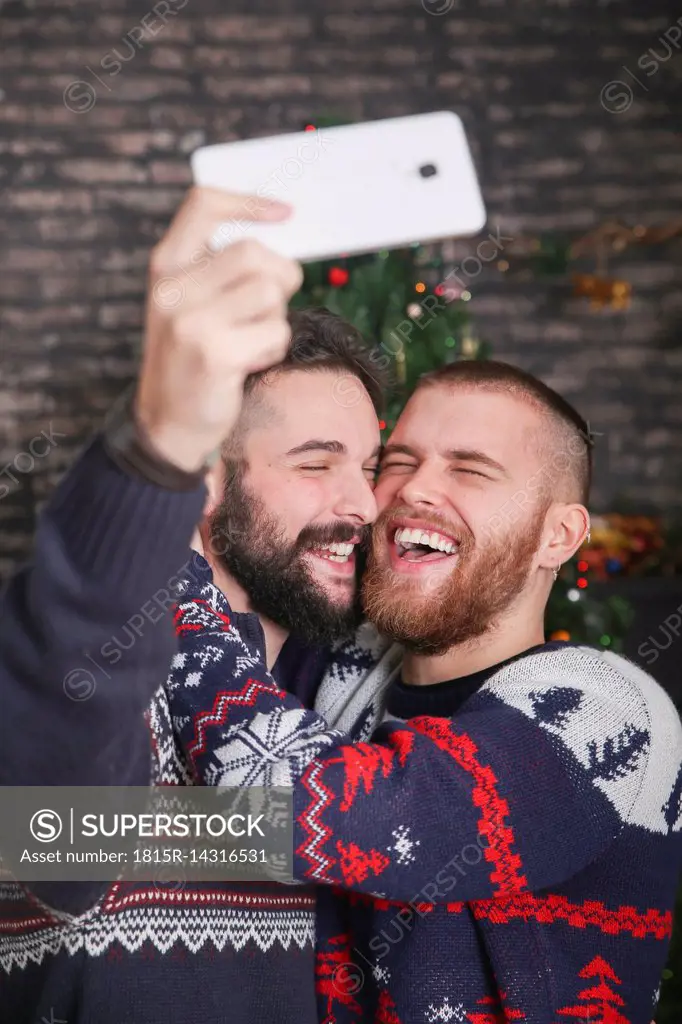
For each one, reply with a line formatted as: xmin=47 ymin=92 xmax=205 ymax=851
xmin=168 ymin=359 xmax=682 ymax=1024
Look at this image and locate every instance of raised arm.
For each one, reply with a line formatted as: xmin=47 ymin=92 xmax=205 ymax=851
xmin=0 ymin=190 xmax=301 ymax=924
xmin=0 ymin=186 xmax=301 ymax=793
xmin=0 ymin=435 xmax=205 ymax=790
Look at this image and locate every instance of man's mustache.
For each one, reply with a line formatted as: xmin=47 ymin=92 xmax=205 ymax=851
xmin=296 ymin=522 xmax=371 ymax=552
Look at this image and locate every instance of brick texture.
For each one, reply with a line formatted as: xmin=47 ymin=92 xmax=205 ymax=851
xmin=1 ymin=0 xmax=681 ymax=578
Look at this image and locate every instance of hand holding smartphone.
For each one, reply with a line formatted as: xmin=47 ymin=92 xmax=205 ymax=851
xmin=191 ymin=111 xmax=486 ymax=263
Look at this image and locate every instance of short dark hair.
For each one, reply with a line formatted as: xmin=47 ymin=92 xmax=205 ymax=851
xmin=244 ymin=307 xmax=388 ymax=414
xmin=415 ymin=359 xmax=592 ymax=503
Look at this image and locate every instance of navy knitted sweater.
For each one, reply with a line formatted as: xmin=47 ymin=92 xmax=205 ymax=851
xmin=164 ymin=559 xmax=682 ymax=1024
xmin=0 ymin=439 xmax=321 ymax=1024
xmin=2 ymin=439 xmax=681 ymax=1023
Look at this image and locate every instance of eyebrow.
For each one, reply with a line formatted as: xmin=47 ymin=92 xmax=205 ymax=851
xmin=381 ymin=443 xmax=417 ymax=459
xmin=286 ymin=440 xmax=382 ymax=460
xmin=381 ymin=443 xmax=508 ymax=476
xmin=447 ymin=448 xmax=508 ymax=475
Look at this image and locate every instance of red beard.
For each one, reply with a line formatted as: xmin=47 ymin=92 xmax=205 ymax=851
xmin=362 ymin=504 xmax=547 ymax=655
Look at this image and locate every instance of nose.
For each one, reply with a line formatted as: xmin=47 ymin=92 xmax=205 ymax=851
xmin=332 ymin=471 xmax=378 ymax=526
xmin=396 ymin=463 xmax=446 ymax=510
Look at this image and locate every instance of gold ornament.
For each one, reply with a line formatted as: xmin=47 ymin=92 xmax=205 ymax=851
xmin=572 ymin=273 xmax=631 ymax=311
xmin=461 ymin=333 xmax=479 ymax=358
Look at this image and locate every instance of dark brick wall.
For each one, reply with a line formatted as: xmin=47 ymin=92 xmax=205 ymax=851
xmin=1 ymin=0 xmax=681 ymax=578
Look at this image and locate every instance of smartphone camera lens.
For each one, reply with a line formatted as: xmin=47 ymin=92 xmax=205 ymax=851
xmin=419 ymin=163 xmax=438 ymax=179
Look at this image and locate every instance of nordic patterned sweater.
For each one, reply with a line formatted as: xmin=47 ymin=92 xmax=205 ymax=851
xmin=0 ymin=440 xmax=326 ymax=1024
xmin=165 ymin=558 xmax=682 ymax=1024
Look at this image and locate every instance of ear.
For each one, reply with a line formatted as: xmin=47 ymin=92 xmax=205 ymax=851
xmin=203 ymin=460 xmax=225 ymax=519
xmin=194 ymin=461 xmax=226 ymax=559
xmin=538 ymin=502 xmax=590 ymax=574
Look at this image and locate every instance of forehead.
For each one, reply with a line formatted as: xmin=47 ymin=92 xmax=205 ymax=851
xmin=250 ymin=368 xmax=379 ymax=447
xmin=391 ymin=385 xmax=544 ymax=465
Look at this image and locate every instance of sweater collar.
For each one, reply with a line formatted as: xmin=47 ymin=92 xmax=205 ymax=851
xmin=385 ymin=641 xmax=572 ymax=720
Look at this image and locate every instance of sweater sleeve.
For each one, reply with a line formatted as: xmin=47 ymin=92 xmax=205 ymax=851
xmin=0 ymin=434 xmax=205 ymax=790
xmin=169 ymin=625 xmax=639 ymax=904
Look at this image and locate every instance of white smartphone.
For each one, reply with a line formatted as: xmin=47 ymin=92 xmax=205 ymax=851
xmin=190 ymin=111 xmax=486 ymax=263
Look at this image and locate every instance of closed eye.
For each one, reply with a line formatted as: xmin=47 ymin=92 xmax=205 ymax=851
xmin=454 ymin=467 xmax=488 ymax=478
xmin=379 ymin=460 xmax=417 ymax=472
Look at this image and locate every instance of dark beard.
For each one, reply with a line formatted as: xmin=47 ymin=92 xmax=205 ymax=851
xmin=206 ymin=461 xmax=367 ymax=646
xmin=362 ymin=504 xmax=547 ymax=655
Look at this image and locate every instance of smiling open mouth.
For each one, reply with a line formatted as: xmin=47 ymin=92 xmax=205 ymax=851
xmin=309 ymin=541 xmax=357 ymax=565
xmin=393 ymin=526 xmax=460 ymax=563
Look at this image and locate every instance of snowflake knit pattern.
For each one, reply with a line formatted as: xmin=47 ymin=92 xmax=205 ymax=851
xmin=163 ymin=560 xmax=682 ymax=1024
xmin=0 ymin=558 xmax=323 ymax=1024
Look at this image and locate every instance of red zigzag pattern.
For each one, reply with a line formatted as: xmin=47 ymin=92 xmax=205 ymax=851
xmin=186 ymin=680 xmax=283 ymax=761
xmin=298 ymin=732 xmax=414 ymax=882
xmin=448 ymin=892 xmax=672 ymax=940
xmin=299 ymin=761 xmax=337 ymax=881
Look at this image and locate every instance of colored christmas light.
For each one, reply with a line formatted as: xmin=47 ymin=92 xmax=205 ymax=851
xmin=328 ymin=266 xmax=349 ymax=287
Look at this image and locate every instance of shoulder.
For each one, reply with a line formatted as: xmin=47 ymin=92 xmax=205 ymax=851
xmin=315 ymin=624 xmax=401 ymax=736
xmin=481 ymin=645 xmax=682 ymax=835
xmin=330 ymin=621 xmax=396 ymax=665
xmin=480 ymin=645 xmax=678 ymax=743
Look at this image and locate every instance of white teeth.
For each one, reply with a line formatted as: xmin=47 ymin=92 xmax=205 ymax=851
xmin=315 ymin=541 xmax=355 ymax=562
xmin=317 ymin=542 xmax=354 ymax=555
xmin=395 ymin=527 xmax=422 ymax=545
xmin=394 ymin=526 xmax=458 ymax=554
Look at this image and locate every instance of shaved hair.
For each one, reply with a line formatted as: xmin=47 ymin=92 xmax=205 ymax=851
xmin=414 ymin=360 xmax=592 ymax=504
xmin=224 ymin=306 xmax=388 ymax=462
xmin=223 ymin=387 xmax=279 ymax=462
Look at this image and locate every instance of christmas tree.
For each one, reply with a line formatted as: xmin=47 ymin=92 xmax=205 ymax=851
xmin=294 ymin=242 xmax=632 ymax=651
xmin=468 ymin=991 xmax=526 ymax=1021
xmin=554 ymin=956 xmax=629 ymax=1024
